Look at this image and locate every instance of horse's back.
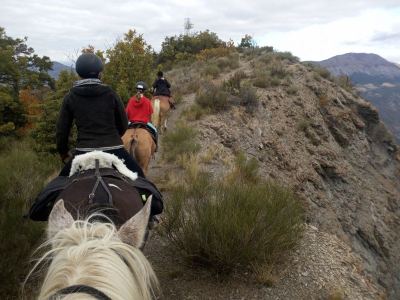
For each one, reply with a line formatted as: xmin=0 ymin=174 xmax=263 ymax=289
xmin=57 ymin=177 xmax=143 ymax=226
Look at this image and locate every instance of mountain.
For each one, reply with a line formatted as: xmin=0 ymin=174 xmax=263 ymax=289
xmin=144 ymin=56 xmax=400 ymax=299
xmin=316 ymin=53 xmax=400 ymax=143
xmin=49 ymin=61 xmax=75 ymax=78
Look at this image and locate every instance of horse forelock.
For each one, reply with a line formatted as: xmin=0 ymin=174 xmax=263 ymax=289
xmin=31 ymin=218 xmax=158 ymax=300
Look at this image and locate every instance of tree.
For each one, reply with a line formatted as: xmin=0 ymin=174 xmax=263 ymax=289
xmin=0 ymin=27 xmax=55 ymax=135
xmin=30 ymin=69 xmax=78 ymax=153
xmin=102 ymin=30 xmax=153 ymax=104
xmin=157 ymin=30 xmax=224 ymax=68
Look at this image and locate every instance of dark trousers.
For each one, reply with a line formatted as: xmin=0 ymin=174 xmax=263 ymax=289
xmin=59 ymin=148 xmax=145 ymax=178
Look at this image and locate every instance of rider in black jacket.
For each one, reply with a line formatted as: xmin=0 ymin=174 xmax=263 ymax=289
xmin=151 ymin=70 xmax=176 ymax=109
xmin=56 ymin=53 xmax=145 ymax=178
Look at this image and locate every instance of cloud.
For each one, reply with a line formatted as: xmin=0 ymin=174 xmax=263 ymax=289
xmin=1 ymin=0 xmax=400 ymax=62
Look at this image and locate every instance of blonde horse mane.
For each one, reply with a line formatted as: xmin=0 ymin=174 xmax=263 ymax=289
xmin=26 ymin=200 xmax=158 ymax=300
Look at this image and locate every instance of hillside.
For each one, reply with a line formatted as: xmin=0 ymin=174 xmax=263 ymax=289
xmin=316 ymin=53 xmax=400 ymax=143
xmin=145 ymin=53 xmax=400 ymax=299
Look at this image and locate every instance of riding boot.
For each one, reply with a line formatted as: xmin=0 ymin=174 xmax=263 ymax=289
xmin=155 ymin=129 xmax=159 ymax=152
xmin=169 ymin=96 xmax=176 ymax=110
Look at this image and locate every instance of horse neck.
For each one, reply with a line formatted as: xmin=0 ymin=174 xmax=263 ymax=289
xmin=38 ymin=221 xmax=157 ymax=300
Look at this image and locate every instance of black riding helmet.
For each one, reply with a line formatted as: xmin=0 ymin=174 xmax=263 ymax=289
xmin=75 ymin=53 xmax=104 ymax=79
xmin=136 ymin=81 xmax=147 ymax=92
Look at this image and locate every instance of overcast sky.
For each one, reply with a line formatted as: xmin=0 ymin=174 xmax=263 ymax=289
xmin=1 ymin=0 xmax=400 ymax=65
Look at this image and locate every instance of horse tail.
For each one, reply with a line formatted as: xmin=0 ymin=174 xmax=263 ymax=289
xmin=129 ymin=136 xmax=137 ymax=158
xmin=152 ymin=99 xmax=160 ymax=129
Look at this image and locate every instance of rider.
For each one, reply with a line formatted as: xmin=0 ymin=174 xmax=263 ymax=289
xmin=126 ymin=81 xmax=158 ymax=151
xmin=56 ymin=53 xmax=145 ymax=178
xmin=152 ymin=70 xmax=176 ymax=110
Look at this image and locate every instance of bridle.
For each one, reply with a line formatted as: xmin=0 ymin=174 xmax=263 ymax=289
xmin=49 ymin=285 xmax=112 ymax=300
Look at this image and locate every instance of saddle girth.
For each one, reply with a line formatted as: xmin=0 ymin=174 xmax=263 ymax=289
xmin=88 ymin=159 xmax=113 ymax=204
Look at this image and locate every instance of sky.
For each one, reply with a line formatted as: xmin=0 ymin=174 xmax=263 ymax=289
xmin=1 ymin=0 xmax=400 ymax=65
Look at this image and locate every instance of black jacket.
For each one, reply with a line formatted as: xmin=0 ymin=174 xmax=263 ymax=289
xmin=152 ymin=78 xmax=171 ymax=96
xmin=56 ymin=82 xmax=128 ymax=154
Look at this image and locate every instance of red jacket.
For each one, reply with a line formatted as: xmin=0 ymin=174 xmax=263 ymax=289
xmin=126 ymin=95 xmax=153 ymax=123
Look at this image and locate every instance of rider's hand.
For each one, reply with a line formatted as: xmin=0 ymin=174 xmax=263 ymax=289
xmin=60 ymin=152 xmax=72 ymax=163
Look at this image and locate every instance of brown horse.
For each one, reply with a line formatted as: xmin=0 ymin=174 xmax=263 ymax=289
xmin=151 ymin=96 xmax=171 ymax=134
xmin=122 ymin=127 xmax=156 ymax=175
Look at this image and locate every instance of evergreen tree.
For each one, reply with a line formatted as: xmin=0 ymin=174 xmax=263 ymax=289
xmin=30 ymin=69 xmax=78 ymax=153
xmin=102 ymin=29 xmax=153 ymax=104
xmin=0 ymin=27 xmax=54 ymax=135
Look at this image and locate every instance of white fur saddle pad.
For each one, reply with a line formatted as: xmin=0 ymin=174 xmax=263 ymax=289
xmin=69 ymin=151 xmax=138 ymax=181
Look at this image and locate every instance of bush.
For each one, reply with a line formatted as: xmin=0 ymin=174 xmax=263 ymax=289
xmin=274 ymin=51 xmax=299 ymax=63
xmin=237 ymin=83 xmax=260 ymax=113
xmin=195 ymin=82 xmax=229 ymax=112
xmin=182 ymin=103 xmax=205 ymax=121
xmin=315 ymin=66 xmax=333 ymax=80
xmin=202 ymin=64 xmax=221 ymax=78
xmin=173 ymin=92 xmax=183 ymax=105
xmin=0 ymin=137 xmax=60 ymax=298
xmin=158 ymin=158 xmax=305 ymax=274
xmin=161 ymin=122 xmax=201 ymax=162
xmin=223 ymin=70 xmax=246 ymax=95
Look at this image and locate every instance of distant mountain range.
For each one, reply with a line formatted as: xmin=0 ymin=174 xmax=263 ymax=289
xmin=315 ymin=53 xmax=400 ymax=144
xmin=49 ymin=61 xmax=75 ymax=78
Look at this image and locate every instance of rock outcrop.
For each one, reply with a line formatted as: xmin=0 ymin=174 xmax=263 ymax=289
xmin=195 ymin=62 xmax=400 ymax=299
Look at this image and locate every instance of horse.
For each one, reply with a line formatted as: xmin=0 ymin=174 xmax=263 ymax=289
xmin=27 ymin=199 xmax=158 ymax=300
xmin=151 ymin=96 xmax=171 ymax=134
xmin=55 ymin=151 xmax=147 ymax=227
xmin=122 ymin=125 xmax=156 ymax=175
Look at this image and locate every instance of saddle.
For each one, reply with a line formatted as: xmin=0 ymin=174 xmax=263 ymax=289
xmin=128 ymin=122 xmax=157 ymax=144
xmin=29 ymin=153 xmax=163 ymax=221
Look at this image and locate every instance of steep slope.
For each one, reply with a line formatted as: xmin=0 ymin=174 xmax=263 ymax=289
xmin=316 ymin=53 xmax=400 ymax=143
xmin=146 ymin=57 xmax=400 ymax=299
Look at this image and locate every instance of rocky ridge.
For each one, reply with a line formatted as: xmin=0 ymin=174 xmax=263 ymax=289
xmin=146 ymin=56 xmax=400 ymax=299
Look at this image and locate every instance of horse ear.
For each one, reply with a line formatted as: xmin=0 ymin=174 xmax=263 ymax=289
xmin=47 ymin=199 xmax=74 ymax=240
xmin=118 ymin=195 xmax=152 ymax=248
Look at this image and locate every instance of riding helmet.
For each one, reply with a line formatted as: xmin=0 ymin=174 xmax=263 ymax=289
xmin=136 ymin=81 xmax=147 ymax=91
xmin=157 ymin=70 xmax=163 ymax=77
xmin=75 ymin=53 xmax=104 ymax=79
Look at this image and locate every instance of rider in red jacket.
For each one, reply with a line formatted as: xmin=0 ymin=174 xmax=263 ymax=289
xmin=126 ymin=81 xmax=153 ymax=123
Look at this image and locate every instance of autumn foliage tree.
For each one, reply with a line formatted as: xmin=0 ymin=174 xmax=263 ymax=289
xmin=0 ymin=27 xmax=54 ymax=135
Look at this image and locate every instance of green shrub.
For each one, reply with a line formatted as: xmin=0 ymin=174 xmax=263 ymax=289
xmin=223 ymin=70 xmax=246 ymax=94
xmin=268 ymin=62 xmax=288 ymax=79
xmin=237 ymin=83 xmax=260 ymax=113
xmin=315 ymin=66 xmax=333 ymax=80
xmin=158 ymin=163 xmax=305 ymax=274
xmin=274 ymin=51 xmax=299 ymax=63
xmin=232 ymin=152 xmax=259 ymax=182
xmin=161 ymin=122 xmax=201 ymax=162
xmin=252 ymin=67 xmax=271 ymax=88
xmin=297 ymin=119 xmax=313 ymax=132
xmin=216 ymin=57 xmax=231 ymax=70
xmin=203 ymin=64 xmax=221 ymax=78
xmin=285 ymin=86 xmax=298 ymax=95
xmin=173 ymin=92 xmax=183 ymax=105
xmin=0 ymin=137 xmax=60 ymax=298
xmin=195 ymin=82 xmax=229 ymax=112
xmin=182 ymin=103 xmax=205 ymax=121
